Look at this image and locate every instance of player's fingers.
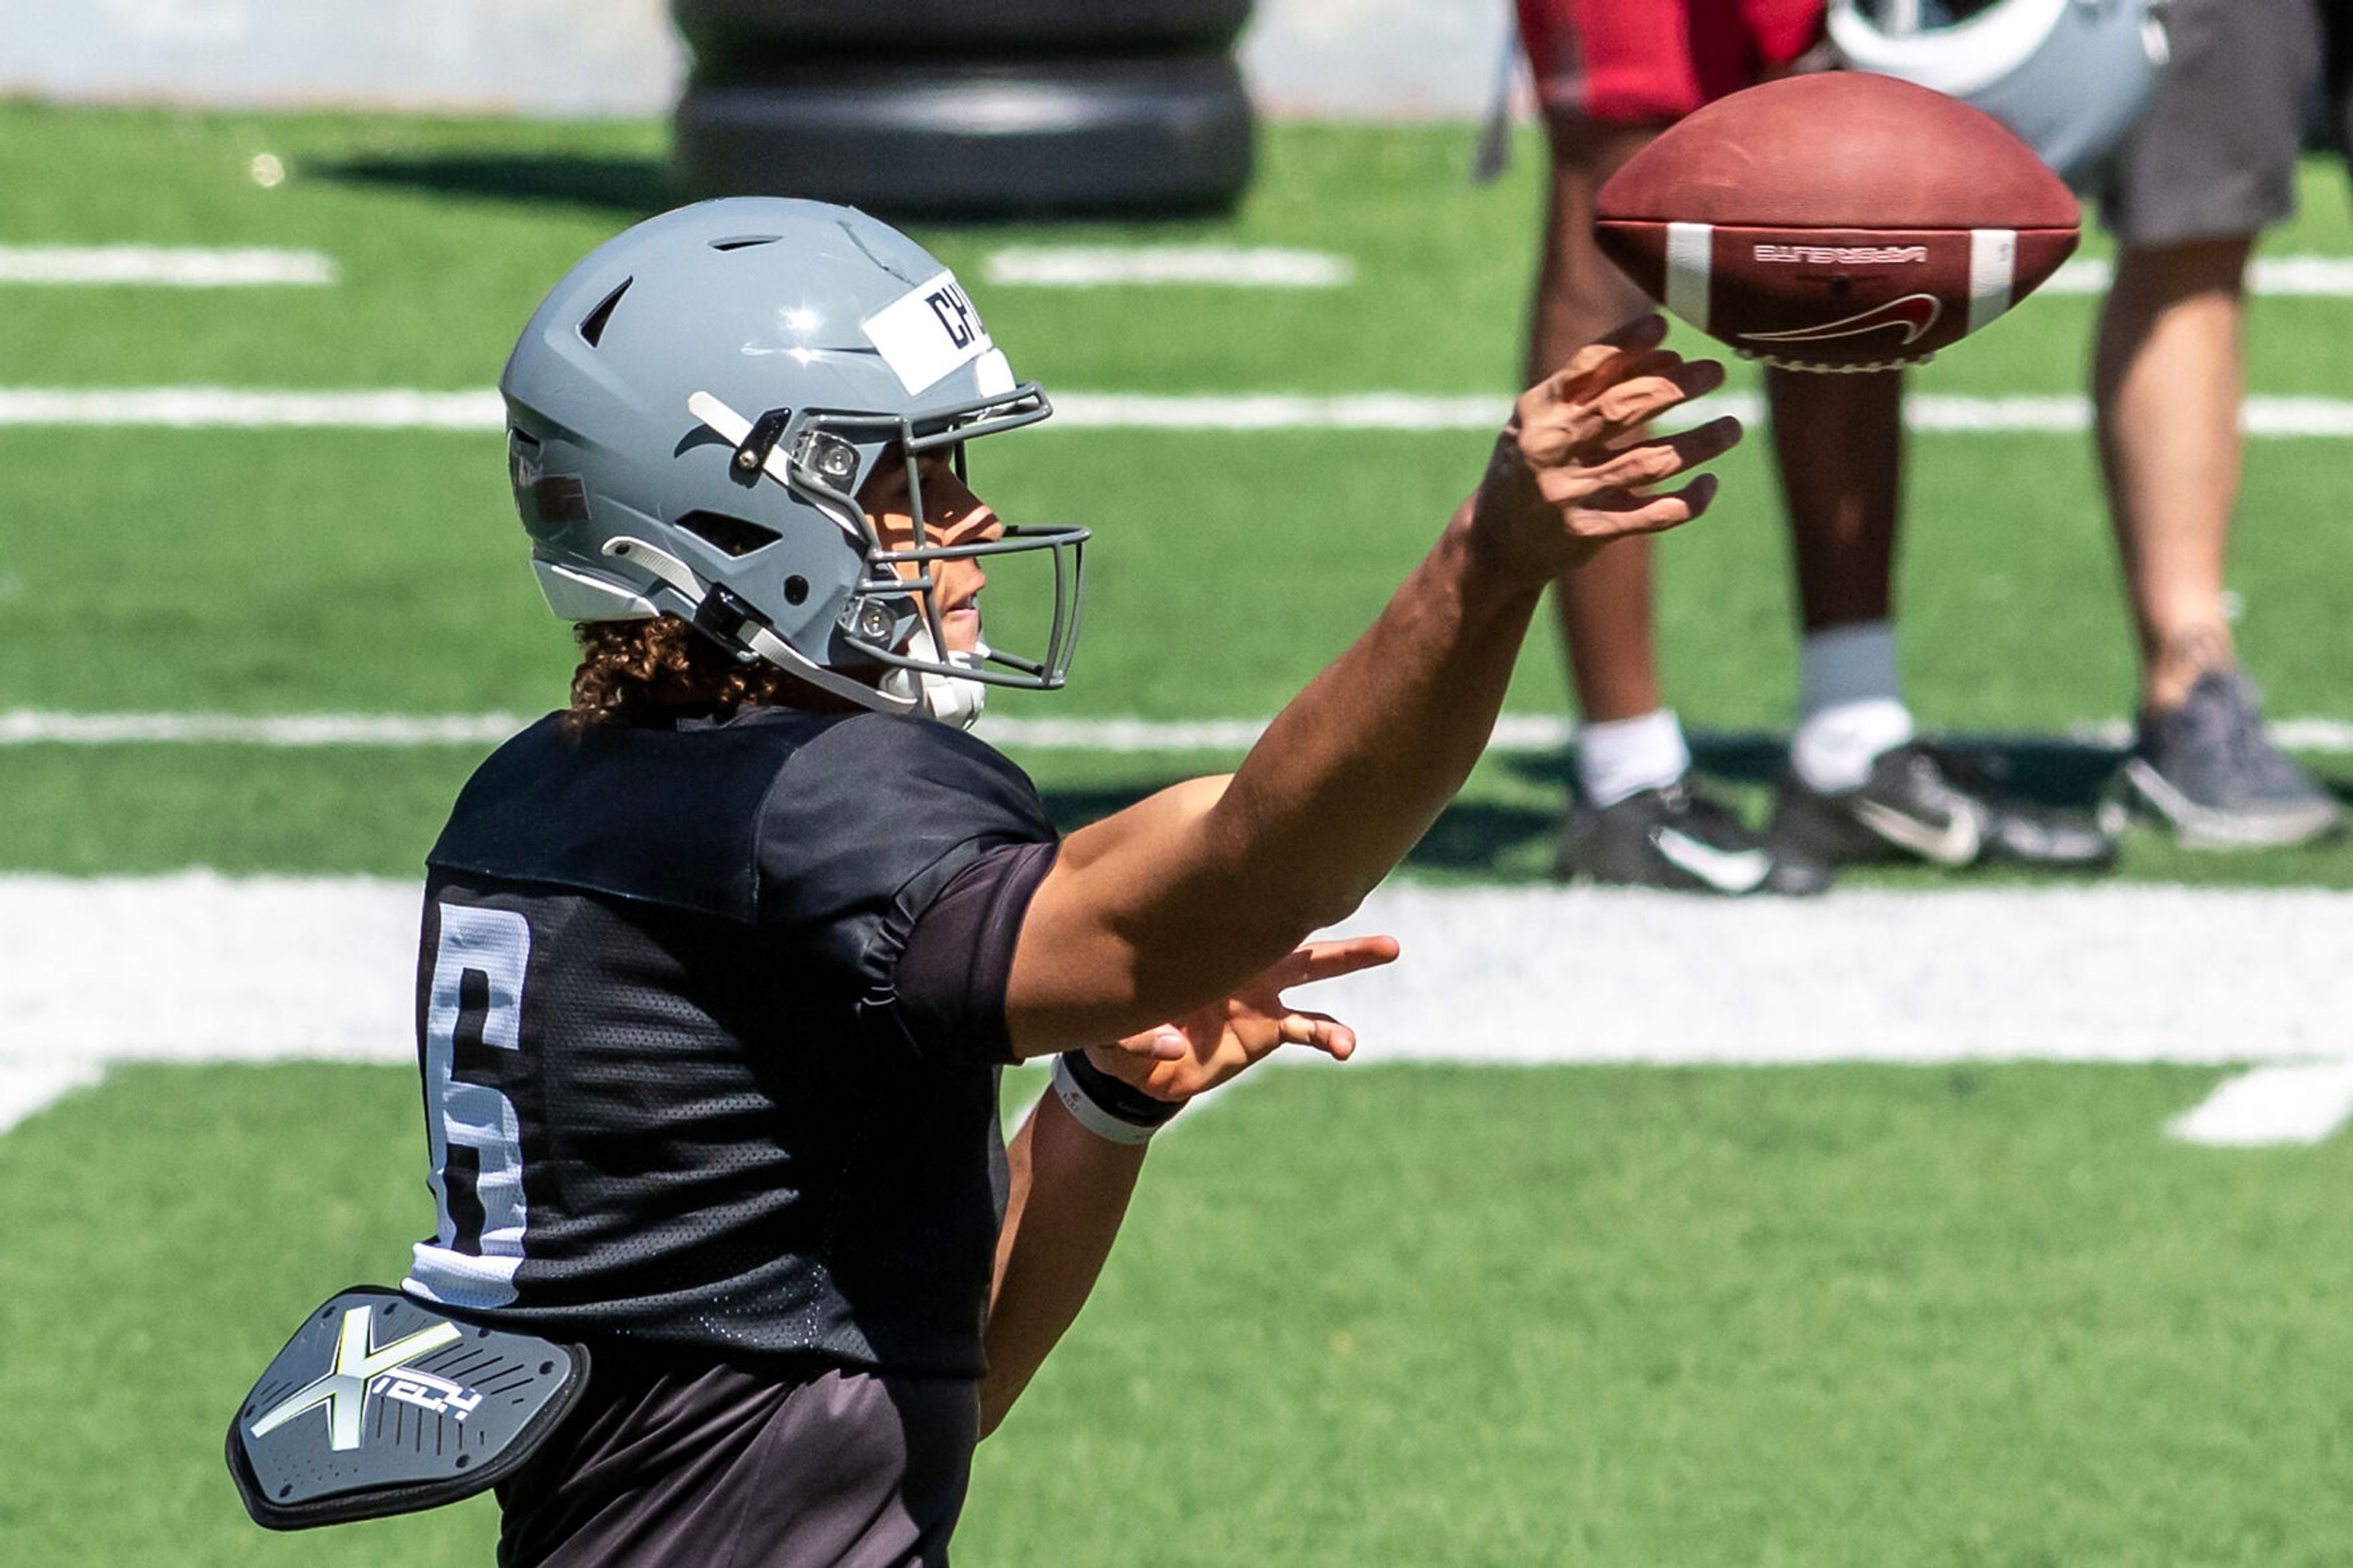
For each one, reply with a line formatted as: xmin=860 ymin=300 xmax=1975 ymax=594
xmin=1582 ymin=472 xmax=1721 ymax=538
xmin=1270 ymin=934 xmax=1403 ymax=988
xmin=1270 ymin=1010 xmax=1355 ymax=1060
xmin=1112 ymin=1026 xmax=1189 ymax=1062
xmin=1297 ymin=1012 xmax=1357 ymax=1061
xmin=1528 ymin=358 xmax=1722 ymax=464
xmin=1532 ymin=346 xmax=1683 ymax=433
xmin=1541 ymin=314 xmax=1670 ymax=395
xmin=1575 ymin=357 xmax=1727 ymax=442
xmin=1577 ymin=416 xmax=1743 ymax=494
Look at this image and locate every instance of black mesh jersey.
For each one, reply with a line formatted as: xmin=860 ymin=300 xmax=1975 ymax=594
xmin=399 ymin=706 xmax=1058 ymax=1379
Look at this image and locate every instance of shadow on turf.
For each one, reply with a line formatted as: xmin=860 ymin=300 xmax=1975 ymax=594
xmin=1037 ymin=732 xmax=2135 ymax=882
xmin=317 ymin=154 xmax=681 ymax=216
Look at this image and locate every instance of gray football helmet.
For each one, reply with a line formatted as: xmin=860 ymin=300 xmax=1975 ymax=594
xmin=1829 ymin=0 xmax=2169 ymax=188
xmin=500 ymin=197 xmax=1086 ymax=721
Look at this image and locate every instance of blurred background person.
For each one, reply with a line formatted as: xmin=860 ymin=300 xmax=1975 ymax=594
xmin=2090 ymin=0 xmax=2346 ymax=847
xmin=1516 ymin=0 xmax=2113 ymax=895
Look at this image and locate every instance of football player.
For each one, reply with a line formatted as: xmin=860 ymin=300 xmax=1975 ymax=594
xmin=406 ymin=197 xmax=1740 ymax=1566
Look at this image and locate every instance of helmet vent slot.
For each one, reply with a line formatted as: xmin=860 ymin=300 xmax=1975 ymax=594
xmin=578 ymin=279 xmax=632 ymax=347
xmin=710 ymin=235 xmax=781 ymax=251
xmin=676 ymin=510 xmax=781 ymax=558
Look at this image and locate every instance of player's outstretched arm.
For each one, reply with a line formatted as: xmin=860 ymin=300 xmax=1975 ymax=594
xmin=1006 ymin=316 xmax=1738 ymax=1055
xmin=977 ymin=937 xmax=1395 ymax=1435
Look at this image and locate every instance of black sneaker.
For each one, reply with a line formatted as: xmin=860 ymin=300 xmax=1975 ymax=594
xmin=1773 ymin=742 xmax=2116 ymax=870
xmin=2121 ymin=670 xmax=2345 ymax=849
xmin=1556 ymin=781 xmax=1834 ymax=895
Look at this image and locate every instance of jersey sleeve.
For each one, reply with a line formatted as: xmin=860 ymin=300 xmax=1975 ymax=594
xmin=755 ymin=714 xmax=1058 ymax=1059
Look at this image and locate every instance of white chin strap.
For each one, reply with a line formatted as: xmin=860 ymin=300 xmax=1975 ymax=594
xmin=881 ymin=625 xmax=990 ymax=732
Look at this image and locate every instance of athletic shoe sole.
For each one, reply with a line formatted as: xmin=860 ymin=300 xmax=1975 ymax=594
xmin=2120 ymin=757 xmax=2347 ymax=850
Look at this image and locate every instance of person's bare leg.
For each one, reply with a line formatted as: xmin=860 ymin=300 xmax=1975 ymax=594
xmin=2093 ymin=237 xmax=2251 ymax=711
xmin=1767 ymin=361 xmax=2115 ymax=867
xmin=2096 ymin=235 xmax=2340 ymax=844
xmin=1529 ymin=115 xmax=1667 ymax=727
xmin=1770 ymin=366 xmax=1903 ymax=635
xmin=1771 ymin=365 xmax=1915 ymax=797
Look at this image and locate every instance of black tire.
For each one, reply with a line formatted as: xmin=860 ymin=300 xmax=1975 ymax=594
xmin=675 ymin=55 xmax=1253 ymax=218
xmin=673 ymin=0 xmax=1252 ymax=57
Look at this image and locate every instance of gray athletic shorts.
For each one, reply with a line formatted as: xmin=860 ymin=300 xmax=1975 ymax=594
xmin=494 ymin=1346 xmax=980 ymax=1567
xmin=2097 ymin=0 xmax=2325 ymax=247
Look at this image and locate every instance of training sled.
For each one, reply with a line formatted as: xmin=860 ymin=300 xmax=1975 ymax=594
xmin=225 ymin=1286 xmax=589 ymax=1529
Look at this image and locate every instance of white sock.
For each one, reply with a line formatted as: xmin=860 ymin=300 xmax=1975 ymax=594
xmin=1575 ymin=709 xmax=1691 ymax=807
xmin=1791 ymin=622 xmax=1914 ymax=793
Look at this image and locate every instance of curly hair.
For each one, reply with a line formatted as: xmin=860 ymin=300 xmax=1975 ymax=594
xmin=567 ymin=616 xmax=849 ymax=729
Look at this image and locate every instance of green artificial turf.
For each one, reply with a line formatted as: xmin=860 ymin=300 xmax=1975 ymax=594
xmin=4 ymin=103 xmax=2352 ymax=1568
xmin=6 ymin=1061 xmax=2349 ymax=1566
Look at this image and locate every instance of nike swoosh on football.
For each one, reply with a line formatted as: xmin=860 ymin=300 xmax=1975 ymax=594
xmin=1741 ymin=294 xmax=1944 ymax=347
xmin=1650 ymin=828 xmax=1775 ymax=893
xmin=1849 ymin=797 xmax=1982 ymax=865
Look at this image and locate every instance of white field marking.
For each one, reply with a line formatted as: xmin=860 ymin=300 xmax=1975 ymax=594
xmin=2 ymin=385 xmax=2352 ymax=437
xmin=1052 ymin=390 xmax=1512 ymax=430
xmin=0 ymin=387 xmax=502 ymax=430
xmin=983 ymin=246 xmax=1354 ymax=289
xmin=2167 ymin=1062 xmax=2353 ymax=1146
xmin=0 ymin=710 xmax=531 ymax=746
xmin=2 ymin=875 xmax=2350 ymax=1143
xmin=2047 ymin=256 xmax=2353 ymax=298
xmin=0 ymin=246 xmax=336 ymax=287
xmin=0 ymin=1058 xmax=102 ymax=1135
xmin=8 ymin=710 xmax=2353 ymax=757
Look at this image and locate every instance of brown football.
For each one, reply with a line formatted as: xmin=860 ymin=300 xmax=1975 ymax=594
xmin=1593 ymin=72 xmax=2079 ymax=372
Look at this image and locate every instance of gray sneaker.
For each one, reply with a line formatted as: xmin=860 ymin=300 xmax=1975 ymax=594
xmin=2121 ymin=670 xmax=2345 ymax=849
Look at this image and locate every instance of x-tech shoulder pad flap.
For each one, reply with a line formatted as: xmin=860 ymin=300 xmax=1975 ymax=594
xmin=225 ymin=1286 xmax=589 ymax=1531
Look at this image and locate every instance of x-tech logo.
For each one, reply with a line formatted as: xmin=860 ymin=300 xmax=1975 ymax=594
xmin=248 ymin=1305 xmax=463 ymax=1452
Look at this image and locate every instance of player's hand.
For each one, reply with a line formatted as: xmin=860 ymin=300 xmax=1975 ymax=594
xmin=1087 ymin=935 xmax=1401 ymax=1103
xmin=1466 ymin=314 xmax=1741 ymax=580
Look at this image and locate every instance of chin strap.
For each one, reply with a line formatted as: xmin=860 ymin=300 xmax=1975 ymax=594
xmin=601 ymin=537 xmax=917 ymax=716
xmin=881 ymin=625 xmax=990 ymax=732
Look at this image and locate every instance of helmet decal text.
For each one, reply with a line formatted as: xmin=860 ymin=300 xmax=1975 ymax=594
xmin=862 ymin=270 xmax=996 ymax=395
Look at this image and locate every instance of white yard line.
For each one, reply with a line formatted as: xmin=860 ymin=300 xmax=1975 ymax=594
xmin=2167 ymin=1062 xmax=2353 ymax=1146
xmin=1053 ymin=390 xmax=1511 ymax=430
xmin=0 ymin=1058 xmax=101 ymax=1132
xmin=0 ymin=246 xmax=336 ymax=286
xmin=2048 ymin=255 xmax=2353 ymax=298
xmin=0 ymin=710 xmax=531 ymax=746
xmin=1 ymin=875 xmax=2346 ymax=1144
xmin=983 ymin=246 xmax=1354 ymax=289
xmin=0 ymin=387 xmax=501 ymax=429
xmin=2 ymin=386 xmax=2352 ymax=437
xmin=7 ymin=710 xmax=2353 ymax=756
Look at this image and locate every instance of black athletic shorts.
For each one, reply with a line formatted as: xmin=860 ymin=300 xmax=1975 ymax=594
xmin=2098 ymin=0 xmax=2325 ymax=247
xmin=495 ymin=1343 xmax=980 ymax=1567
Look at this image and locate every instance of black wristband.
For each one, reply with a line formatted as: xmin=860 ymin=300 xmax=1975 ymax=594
xmin=1056 ymin=1049 xmax=1183 ymax=1128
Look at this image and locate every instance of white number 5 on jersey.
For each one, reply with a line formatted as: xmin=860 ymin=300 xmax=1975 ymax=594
xmin=404 ymin=904 xmax=532 ymax=1311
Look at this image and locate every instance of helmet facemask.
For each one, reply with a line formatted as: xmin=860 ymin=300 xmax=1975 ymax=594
xmin=684 ymin=384 xmax=1088 ymax=724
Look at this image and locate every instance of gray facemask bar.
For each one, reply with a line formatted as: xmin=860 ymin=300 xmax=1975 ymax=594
xmin=699 ymin=385 xmax=1090 ymax=691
